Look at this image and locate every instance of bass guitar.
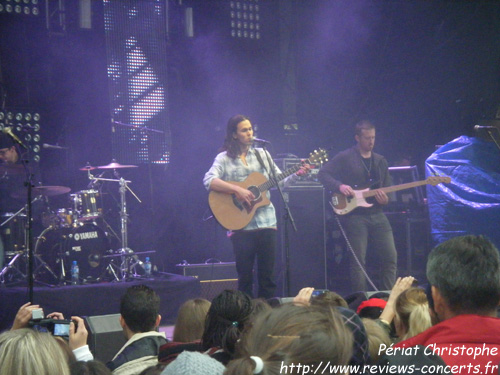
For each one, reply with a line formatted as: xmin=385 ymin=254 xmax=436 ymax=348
xmin=330 ymin=175 xmax=451 ymax=215
xmin=209 ymin=149 xmax=328 ymax=230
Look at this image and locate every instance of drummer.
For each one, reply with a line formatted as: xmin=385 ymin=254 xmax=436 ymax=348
xmin=0 ymin=137 xmax=20 ymax=165
xmin=0 ymin=132 xmax=42 ymax=224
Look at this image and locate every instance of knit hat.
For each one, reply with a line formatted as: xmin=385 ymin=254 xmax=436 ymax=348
xmin=356 ymin=298 xmax=387 ymax=314
xmin=161 ymin=351 xmax=225 ymax=375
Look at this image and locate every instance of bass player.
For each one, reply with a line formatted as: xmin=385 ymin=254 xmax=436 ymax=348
xmin=318 ymin=120 xmax=397 ymax=292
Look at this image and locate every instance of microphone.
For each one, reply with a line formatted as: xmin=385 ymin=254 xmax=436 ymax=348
xmin=3 ymin=127 xmax=28 ymax=149
xmin=42 ymin=143 xmax=68 ymax=150
xmin=474 ymin=125 xmax=498 ymax=131
xmin=252 ymin=137 xmax=271 ymax=144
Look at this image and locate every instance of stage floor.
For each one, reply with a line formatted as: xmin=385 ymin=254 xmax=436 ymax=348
xmin=0 ymin=273 xmax=201 ymax=332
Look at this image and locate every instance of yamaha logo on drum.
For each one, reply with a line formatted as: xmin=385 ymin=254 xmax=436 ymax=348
xmin=73 ymin=231 xmax=99 ymax=241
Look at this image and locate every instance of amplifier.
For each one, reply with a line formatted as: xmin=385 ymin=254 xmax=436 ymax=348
xmin=176 ymin=262 xmax=238 ymax=300
xmin=275 ymin=158 xmax=323 ymax=188
xmin=176 ymin=262 xmax=238 ymax=281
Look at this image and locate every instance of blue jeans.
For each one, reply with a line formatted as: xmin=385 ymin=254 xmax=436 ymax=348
xmin=230 ymin=228 xmax=277 ymax=299
xmin=341 ymin=212 xmax=397 ymax=292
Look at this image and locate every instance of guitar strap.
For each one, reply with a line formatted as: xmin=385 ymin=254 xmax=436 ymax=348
xmin=253 ymin=148 xmax=269 ymax=175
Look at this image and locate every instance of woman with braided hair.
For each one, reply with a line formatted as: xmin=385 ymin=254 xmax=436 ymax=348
xmin=201 ymin=289 xmax=254 ymax=365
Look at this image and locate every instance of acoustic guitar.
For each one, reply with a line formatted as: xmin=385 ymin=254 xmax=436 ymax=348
xmin=209 ymin=149 xmax=328 ymax=230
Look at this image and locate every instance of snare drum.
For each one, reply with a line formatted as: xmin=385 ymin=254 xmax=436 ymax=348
xmin=71 ymin=190 xmax=102 ymax=221
xmin=37 ymin=223 xmax=110 ymax=281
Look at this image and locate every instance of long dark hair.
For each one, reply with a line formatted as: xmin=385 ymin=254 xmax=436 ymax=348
xmin=220 ymin=115 xmax=250 ymax=159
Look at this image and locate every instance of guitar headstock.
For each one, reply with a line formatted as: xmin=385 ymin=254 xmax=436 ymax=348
xmin=426 ymin=175 xmax=451 ymax=186
xmin=307 ymin=148 xmax=328 ymax=165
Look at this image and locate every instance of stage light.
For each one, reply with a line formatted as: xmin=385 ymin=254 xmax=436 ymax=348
xmin=0 ymin=110 xmax=42 ymax=163
xmin=0 ymin=0 xmax=39 ymax=15
xmin=229 ymin=0 xmax=261 ymax=40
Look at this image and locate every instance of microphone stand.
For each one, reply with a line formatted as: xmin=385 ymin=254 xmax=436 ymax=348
xmin=18 ymin=145 xmax=35 ymax=301
xmin=260 ymin=144 xmax=297 ymax=297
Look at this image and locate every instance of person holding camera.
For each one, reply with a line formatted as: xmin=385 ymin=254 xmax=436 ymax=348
xmin=10 ymin=302 xmax=93 ymax=362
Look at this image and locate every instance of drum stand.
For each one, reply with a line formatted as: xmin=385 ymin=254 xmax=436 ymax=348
xmin=88 ymin=171 xmax=147 ymax=281
xmin=0 ymin=199 xmax=58 ymax=287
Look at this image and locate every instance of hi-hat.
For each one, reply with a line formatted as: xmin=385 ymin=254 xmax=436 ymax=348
xmin=11 ymin=186 xmax=71 ymax=199
xmin=98 ymin=160 xmax=137 ymax=169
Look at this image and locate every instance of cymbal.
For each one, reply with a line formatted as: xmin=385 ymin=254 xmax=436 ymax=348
xmin=79 ymin=165 xmax=97 ymax=171
xmin=98 ymin=161 xmax=138 ymax=169
xmin=0 ymin=164 xmax=25 ymax=175
xmin=11 ymin=185 xmax=71 ymax=199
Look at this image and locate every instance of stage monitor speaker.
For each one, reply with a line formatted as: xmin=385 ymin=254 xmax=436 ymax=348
xmin=85 ymin=313 xmax=126 ymax=364
xmin=273 ymin=188 xmax=327 ymax=296
xmin=176 ymin=262 xmax=238 ymax=300
xmin=200 ymin=279 xmax=238 ymax=301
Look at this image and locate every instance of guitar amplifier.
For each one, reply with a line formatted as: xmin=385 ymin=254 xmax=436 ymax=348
xmin=274 ymin=158 xmax=323 ymax=188
xmin=176 ymin=262 xmax=238 ymax=300
xmin=176 ymin=262 xmax=237 ymax=281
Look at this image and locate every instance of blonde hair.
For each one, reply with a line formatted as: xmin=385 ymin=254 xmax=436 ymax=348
xmin=395 ymin=287 xmax=432 ymax=341
xmin=0 ymin=328 xmax=70 ymax=375
xmin=362 ymin=318 xmax=391 ymax=364
xmin=173 ymin=298 xmax=211 ymax=342
xmin=225 ymin=304 xmax=353 ymax=375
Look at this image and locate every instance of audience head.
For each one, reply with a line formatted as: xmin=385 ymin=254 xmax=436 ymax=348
xmin=357 ymin=298 xmax=387 ymax=319
xmin=120 ymin=284 xmax=161 ymax=334
xmin=394 ymin=287 xmax=432 ymax=341
xmin=173 ymin=298 xmax=211 ymax=343
xmin=201 ymin=289 xmax=253 ymax=356
xmin=225 ymin=304 xmax=353 ymax=375
xmin=54 ymin=336 xmax=77 ymax=366
xmin=161 ymin=351 xmax=225 ymax=375
xmin=362 ymin=318 xmax=392 ymax=364
xmin=310 ymin=290 xmax=348 ymax=308
xmin=426 ymin=235 xmax=500 ymax=318
xmin=69 ymin=360 xmax=112 ymax=375
xmin=0 ymin=328 xmax=70 ymax=375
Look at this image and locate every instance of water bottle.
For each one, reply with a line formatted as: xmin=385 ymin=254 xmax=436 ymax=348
xmin=71 ymin=261 xmax=79 ymax=285
xmin=144 ymin=257 xmax=152 ymax=277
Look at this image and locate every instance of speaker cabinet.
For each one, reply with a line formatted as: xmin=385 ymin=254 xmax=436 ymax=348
xmin=85 ymin=313 xmax=126 ymax=364
xmin=273 ymin=188 xmax=327 ymax=296
xmin=200 ymin=279 xmax=239 ymax=300
xmin=176 ymin=262 xmax=238 ymax=300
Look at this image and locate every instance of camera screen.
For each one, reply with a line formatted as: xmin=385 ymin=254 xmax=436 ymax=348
xmin=53 ymin=323 xmax=70 ymax=337
xmin=312 ymin=289 xmax=328 ymax=297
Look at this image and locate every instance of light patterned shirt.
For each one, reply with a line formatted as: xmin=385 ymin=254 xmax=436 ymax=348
xmin=203 ymin=147 xmax=297 ymax=231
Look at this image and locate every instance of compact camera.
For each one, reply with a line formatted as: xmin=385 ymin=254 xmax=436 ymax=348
xmin=28 ymin=309 xmax=76 ymax=337
xmin=311 ymin=289 xmax=328 ymax=297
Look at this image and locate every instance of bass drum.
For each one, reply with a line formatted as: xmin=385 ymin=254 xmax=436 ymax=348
xmin=38 ymin=223 xmax=110 ymax=282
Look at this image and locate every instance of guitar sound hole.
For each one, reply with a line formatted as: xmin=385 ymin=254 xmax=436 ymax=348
xmin=248 ymin=185 xmax=261 ymax=201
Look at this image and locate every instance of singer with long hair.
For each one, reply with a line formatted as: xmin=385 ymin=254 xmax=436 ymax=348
xmin=203 ymin=115 xmax=309 ymax=298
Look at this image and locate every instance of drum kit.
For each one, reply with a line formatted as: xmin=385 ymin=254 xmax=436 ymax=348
xmin=0 ymin=160 xmax=155 ymax=286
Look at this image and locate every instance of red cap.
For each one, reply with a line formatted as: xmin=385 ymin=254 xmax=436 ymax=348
xmin=356 ymin=298 xmax=387 ymax=314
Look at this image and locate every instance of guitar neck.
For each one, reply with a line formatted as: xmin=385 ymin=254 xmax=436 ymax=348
xmin=259 ymin=164 xmax=303 ymax=192
xmin=363 ymin=180 xmax=428 ymax=198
